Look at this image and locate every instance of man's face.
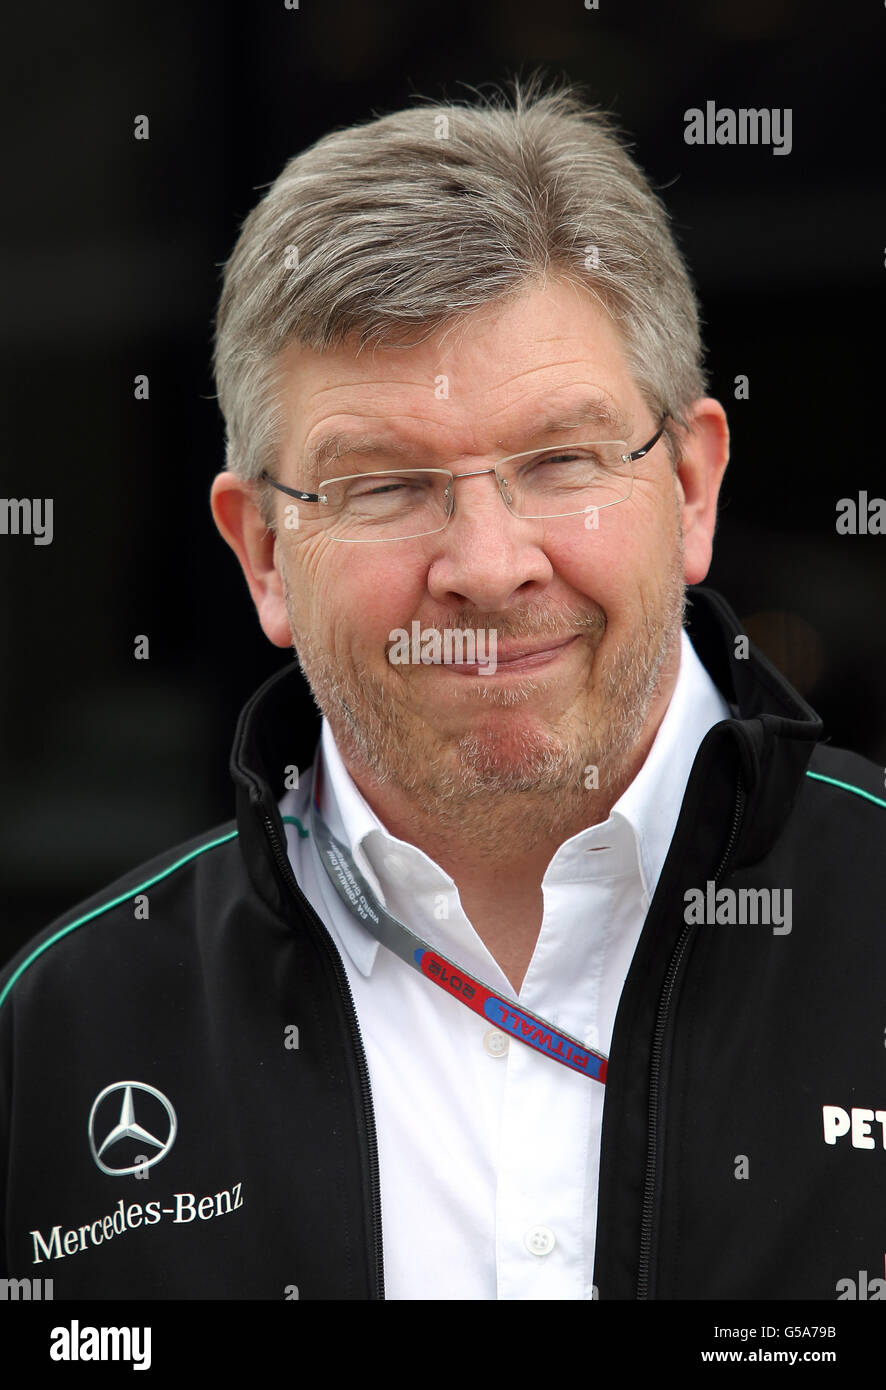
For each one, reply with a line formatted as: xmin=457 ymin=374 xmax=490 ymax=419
xmin=226 ymin=278 xmax=724 ymax=838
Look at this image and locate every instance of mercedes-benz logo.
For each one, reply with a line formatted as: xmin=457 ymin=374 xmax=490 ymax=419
xmin=88 ymin=1081 xmax=178 ymax=1176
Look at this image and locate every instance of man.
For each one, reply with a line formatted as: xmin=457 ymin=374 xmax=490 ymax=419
xmin=1 ymin=79 xmax=884 ymax=1302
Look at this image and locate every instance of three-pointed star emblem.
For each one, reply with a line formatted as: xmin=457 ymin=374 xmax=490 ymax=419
xmin=88 ymin=1081 xmax=178 ymax=1176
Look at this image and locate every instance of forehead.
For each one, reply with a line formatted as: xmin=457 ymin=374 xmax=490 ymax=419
xmin=276 ymin=278 xmax=643 ymax=464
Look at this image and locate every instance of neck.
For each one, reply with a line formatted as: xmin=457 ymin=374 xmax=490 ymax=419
xmin=343 ymin=726 xmax=654 ymax=880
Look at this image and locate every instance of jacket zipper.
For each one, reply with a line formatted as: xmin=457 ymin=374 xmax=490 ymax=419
xmin=635 ymin=771 xmax=745 ymax=1300
xmin=262 ymin=810 xmax=386 ymax=1300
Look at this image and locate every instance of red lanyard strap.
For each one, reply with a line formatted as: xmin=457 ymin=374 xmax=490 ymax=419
xmin=309 ymin=763 xmax=608 ymax=1084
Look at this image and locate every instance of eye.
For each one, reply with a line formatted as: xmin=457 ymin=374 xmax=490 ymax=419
xmin=523 ymin=447 xmax=606 ymax=471
xmin=347 ymin=474 xmax=429 ymax=498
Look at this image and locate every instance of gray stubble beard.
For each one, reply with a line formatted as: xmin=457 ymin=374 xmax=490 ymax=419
xmin=282 ymin=540 xmax=686 ymax=848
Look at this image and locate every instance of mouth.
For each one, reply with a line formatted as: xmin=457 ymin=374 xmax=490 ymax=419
xmin=446 ymin=634 xmax=579 ymax=677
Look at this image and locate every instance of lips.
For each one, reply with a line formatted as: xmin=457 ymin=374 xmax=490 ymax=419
xmin=446 ymin=633 xmax=579 ymax=675
xmin=488 ymin=635 xmax=577 ymax=665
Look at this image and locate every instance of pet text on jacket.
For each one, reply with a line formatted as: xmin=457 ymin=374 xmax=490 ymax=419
xmin=822 ymin=1105 xmax=886 ymax=1148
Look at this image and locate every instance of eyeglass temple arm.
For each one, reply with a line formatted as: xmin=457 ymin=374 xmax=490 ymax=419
xmin=628 ymin=414 xmax=669 ymax=461
xmin=259 ymin=471 xmax=322 ymax=503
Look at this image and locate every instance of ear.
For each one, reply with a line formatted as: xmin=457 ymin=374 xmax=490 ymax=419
xmin=209 ymin=472 xmax=292 ymax=648
xmin=673 ymin=398 xmax=730 ymax=585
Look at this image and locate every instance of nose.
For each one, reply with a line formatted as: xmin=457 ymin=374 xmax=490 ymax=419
xmin=426 ymin=467 xmax=553 ymax=611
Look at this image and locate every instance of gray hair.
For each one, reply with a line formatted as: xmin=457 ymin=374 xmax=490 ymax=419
xmin=213 ymin=74 xmax=708 ymax=523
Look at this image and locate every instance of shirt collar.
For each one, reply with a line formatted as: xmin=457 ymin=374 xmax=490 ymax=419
xmin=609 ymin=627 xmax=732 ymax=901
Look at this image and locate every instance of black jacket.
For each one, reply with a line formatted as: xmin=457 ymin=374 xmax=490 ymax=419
xmin=2 ymin=587 xmax=885 ymax=1300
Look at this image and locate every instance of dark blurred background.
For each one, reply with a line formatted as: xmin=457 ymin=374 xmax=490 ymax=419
xmin=2 ymin=0 xmax=884 ymax=965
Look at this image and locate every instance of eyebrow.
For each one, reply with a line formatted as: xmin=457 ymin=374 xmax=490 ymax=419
xmin=303 ymin=397 xmax=627 ymax=477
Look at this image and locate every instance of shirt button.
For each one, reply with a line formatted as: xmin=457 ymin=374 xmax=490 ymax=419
xmin=524 ymin=1226 xmax=556 ymax=1257
xmin=483 ymin=1029 xmax=509 ymax=1057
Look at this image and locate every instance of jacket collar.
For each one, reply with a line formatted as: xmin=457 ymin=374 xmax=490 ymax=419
xmin=682 ymin=588 xmax=823 ymax=867
xmin=230 ymin=587 xmax=824 ymax=915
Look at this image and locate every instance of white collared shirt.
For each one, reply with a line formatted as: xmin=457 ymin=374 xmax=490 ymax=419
xmin=278 ymin=628 xmax=731 ymax=1300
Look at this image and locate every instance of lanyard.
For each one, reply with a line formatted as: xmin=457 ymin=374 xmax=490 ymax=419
xmin=308 ymin=757 xmax=608 ymax=1084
